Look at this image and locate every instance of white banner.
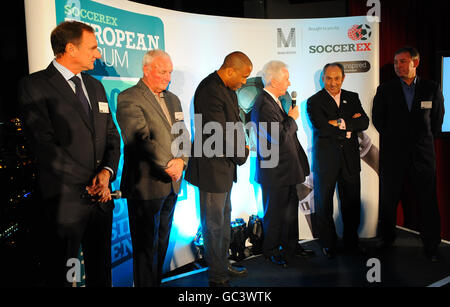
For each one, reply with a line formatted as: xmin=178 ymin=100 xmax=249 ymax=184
xmin=24 ymin=0 xmax=379 ymax=286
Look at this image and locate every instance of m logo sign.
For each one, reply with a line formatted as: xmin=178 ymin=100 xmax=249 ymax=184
xmin=277 ymin=28 xmax=296 ymax=48
xmin=277 ymin=28 xmax=296 ymax=54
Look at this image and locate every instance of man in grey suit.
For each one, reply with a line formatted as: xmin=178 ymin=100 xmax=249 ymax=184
xmin=116 ymin=50 xmax=189 ymax=286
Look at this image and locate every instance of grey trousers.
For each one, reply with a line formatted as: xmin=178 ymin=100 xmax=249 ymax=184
xmin=199 ymin=190 xmax=231 ymax=283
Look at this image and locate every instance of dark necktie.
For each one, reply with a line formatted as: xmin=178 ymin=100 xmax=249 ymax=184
xmin=70 ymin=76 xmax=92 ymax=120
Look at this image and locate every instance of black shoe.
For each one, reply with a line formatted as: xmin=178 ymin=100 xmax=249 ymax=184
xmin=376 ymin=238 xmax=394 ymax=250
xmin=344 ymin=244 xmax=367 ymax=255
xmin=322 ymin=247 xmax=336 ymax=259
xmin=209 ymin=280 xmax=231 ymax=287
xmin=295 ymin=245 xmax=316 ymax=258
xmin=265 ymin=254 xmax=288 ymax=268
xmin=428 ymin=254 xmax=439 ymax=263
xmin=425 ymin=249 xmax=439 ymax=263
xmin=228 ymin=264 xmax=248 ymax=277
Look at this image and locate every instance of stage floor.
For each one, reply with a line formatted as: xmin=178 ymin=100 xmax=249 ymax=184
xmin=162 ymin=227 xmax=450 ymax=287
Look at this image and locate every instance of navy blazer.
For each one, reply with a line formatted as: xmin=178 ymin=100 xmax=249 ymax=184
xmin=251 ymin=90 xmax=310 ymax=187
xmin=185 ymin=71 xmax=249 ymax=193
xmin=18 ymin=63 xmax=121 ymax=201
xmin=372 ymin=77 xmax=444 ymax=173
xmin=307 ymin=88 xmax=369 ymax=175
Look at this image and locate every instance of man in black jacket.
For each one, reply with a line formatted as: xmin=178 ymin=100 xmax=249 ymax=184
xmin=372 ymin=46 xmax=444 ymax=261
xmin=251 ymin=60 xmax=311 ymax=267
xmin=18 ymin=21 xmax=121 ymax=286
xmin=185 ymin=51 xmax=252 ymax=286
xmin=307 ymin=62 xmax=369 ymax=258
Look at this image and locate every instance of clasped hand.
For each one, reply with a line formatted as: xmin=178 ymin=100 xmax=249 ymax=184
xmin=86 ymin=169 xmax=111 ymax=203
xmin=328 ymin=113 xmax=361 ymax=139
xmin=165 ymin=158 xmax=184 ymax=182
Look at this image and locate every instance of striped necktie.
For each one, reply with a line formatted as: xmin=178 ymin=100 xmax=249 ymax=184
xmin=70 ymin=76 xmax=93 ymax=121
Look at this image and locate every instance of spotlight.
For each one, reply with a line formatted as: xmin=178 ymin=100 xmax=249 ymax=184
xmin=229 ymin=218 xmax=248 ymax=261
xmin=248 ymin=215 xmax=263 ymax=255
xmin=193 ymin=227 xmax=205 ymax=260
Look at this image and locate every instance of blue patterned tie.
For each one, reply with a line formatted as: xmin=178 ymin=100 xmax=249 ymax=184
xmin=70 ymin=76 xmax=92 ymax=120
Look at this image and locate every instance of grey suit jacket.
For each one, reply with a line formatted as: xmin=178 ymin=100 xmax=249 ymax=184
xmin=116 ymin=79 xmax=189 ymax=200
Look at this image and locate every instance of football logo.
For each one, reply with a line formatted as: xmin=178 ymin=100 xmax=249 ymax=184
xmin=348 ymin=24 xmax=372 ymax=41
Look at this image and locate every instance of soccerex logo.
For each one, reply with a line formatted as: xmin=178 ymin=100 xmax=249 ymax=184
xmin=308 ymin=24 xmax=372 ymax=54
xmin=347 ymin=24 xmax=372 ymax=41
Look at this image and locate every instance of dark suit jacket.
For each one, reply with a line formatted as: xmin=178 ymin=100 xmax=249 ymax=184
xmin=117 ymin=79 xmax=189 ymax=200
xmin=307 ymin=88 xmax=369 ymax=175
xmin=185 ymin=71 xmax=249 ymax=193
xmin=18 ymin=63 xmax=121 ymax=205
xmin=251 ymin=90 xmax=310 ymax=187
xmin=372 ymin=77 xmax=444 ymax=174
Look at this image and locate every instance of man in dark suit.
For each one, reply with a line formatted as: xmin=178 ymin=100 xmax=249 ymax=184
xmin=116 ymin=50 xmax=189 ymax=286
xmin=185 ymin=51 xmax=252 ymax=287
xmin=372 ymin=46 xmax=444 ymax=261
xmin=251 ymin=60 xmax=312 ymax=267
xmin=18 ymin=21 xmax=121 ymax=286
xmin=307 ymin=63 xmax=369 ymax=258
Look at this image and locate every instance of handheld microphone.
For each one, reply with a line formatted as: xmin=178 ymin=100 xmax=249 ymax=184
xmin=291 ymin=91 xmax=297 ymax=107
xmin=81 ymin=190 xmax=122 ymax=200
xmin=111 ymin=190 xmax=122 ymax=199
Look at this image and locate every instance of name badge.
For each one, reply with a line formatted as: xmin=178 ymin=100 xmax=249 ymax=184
xmin=98 ymin=102 xmax=110 ymax=113
xmin=175 ymin=112 xmax=184 ymax=121
xmin=421 ymin=101 xmax=432 ymax=109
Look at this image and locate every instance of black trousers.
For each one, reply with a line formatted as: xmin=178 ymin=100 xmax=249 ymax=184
xmin=127 ymin=191 xmax=178 ymax=287
xmin=313 ymin=159 xmax=361 ymax=250
xmin=378 ymin=164 xmax=441 ymax=252
xmin=261 ymin=184 xmax=299 ymax=259
xmin=42 ymin=186 xmax=113 ymax=287
xmin=199 ymin=190 xmax=231 ymax=283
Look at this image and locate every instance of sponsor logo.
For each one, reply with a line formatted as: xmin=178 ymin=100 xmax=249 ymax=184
xmin=277 ymin=28 xmax=296 ymax=55
xmin=277 ymin=28 xmax=296 ymax=48
xmin=340 ymin=60 xmax=371 ymax=73
xmin=348 ymin=24 xmax=372 ymax=41
xmin=309 ymin=43 xmax=371 ymax=54
xmin=56 ymin=0 xmax=164 ymax=78
xmin=308 ymin=24 xmax=372 ymax=54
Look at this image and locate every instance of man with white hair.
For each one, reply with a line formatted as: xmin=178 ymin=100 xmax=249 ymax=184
xmin=251 ymin=60 xmax=311 ymax=267
xmin=116 ymin=49 xmax=189 ymax=286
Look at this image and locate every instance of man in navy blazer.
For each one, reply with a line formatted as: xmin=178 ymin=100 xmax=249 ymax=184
xmin=373 ymin=46 xmax=444 ymax=261
xmin=18 ymin=21 xmax=121 ymax=286
xmin=251 ymin=60 xmax=311 ymax=267
xmin=307 ymin=63 xmax=369 ymax=258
